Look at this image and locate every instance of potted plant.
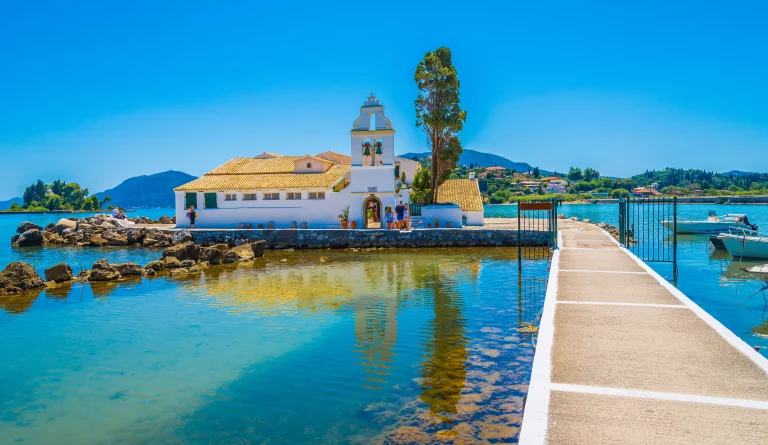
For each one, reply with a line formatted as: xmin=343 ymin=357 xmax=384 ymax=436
xmin=338 ymin=205 xmax=350 ymax=229
xmin=350 ymin=220 xmax=358 ymax=229
xmin=433 ymin=218 xmax=440 ymax=228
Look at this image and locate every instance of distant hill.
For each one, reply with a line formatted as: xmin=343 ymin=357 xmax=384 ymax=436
xmin=398 ymin=149 xmax=543 ymax=173
xmin=94 ymin=171 xmax=197 ymax=208
xmin=0 ymin=197 xmax=22 ymax=210
xmin=721 ymin=170 xmax=759 ymax=176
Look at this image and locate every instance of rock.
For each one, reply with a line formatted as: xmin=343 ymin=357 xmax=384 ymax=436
xmin=16 ymin=221 xmax=42 ymax=234
xmin=583 ymin=219 xmax=591 ymax=224
xmin=45 ymin=280 xmax=60 ymax=288
xmin=164 ymin=257 xmax=182 ymax=268
xmin=88 ymin=259 xmax=121 ymax=281
xmin=162 ymin=241 xmax=200 ymax=261
xmin=87 ymin=234 xmax=109 ymax=247
xmin=557 ymin=214 xmax=566 ymax=220
xmin=230 ymin=244 xmax=255 ymax=261
xmin=212 ymin=244 xmax=229 ymax=252
xmin=56 ymin=218 xmax=77 ymax=234
xmin=42 ymin=231 xmax=66 ymax=245
xmin=0 ymin=262 xmax=45 ymax=294
xmin=188 ymin=265 xmax=203 ymax=274
xmin=142 ymin=237 xmax=159 ymax=247
xmin=199 ymin=247 xmax=223 ymax=265
xmin=127 ymin=229 xmax=147 ymax=245
xmin=44 ymin=223 xmax=57 ymax=233
xmin=250 ymin=240 xmax=266 ymax=257
xmin=13 ymin=229 xmax=44 ymax=247
xmin=169 ymin=268 xmax=189 ymax=278
xmin=144 ymin=260 xmax=166 ymax=271
xmin=197 ymin=261 xmax=210 ymax=269
xmin=113 ymin=262 xmax=143 ymax=276
xmin=159 ymin=216 xmax=172 ymax=224
xmin=74 ymin=270 xmax=91 ymax=283
xmin=44 ymin=263 xmax=73 ymax=283
xmin=180 ymin=259 xmax=196 ymax=268
xmin=172 ymin=229 xmax=192 ymax=244
xmin=10 ymin=235 xmax=20 ymax=244
xmin=141 ymin=267 xmax=156 ymax=278
xmin=569 ymin=217 xmax=579 ymax=221
xmin=222 ymin=251 xmax=239 ymax=264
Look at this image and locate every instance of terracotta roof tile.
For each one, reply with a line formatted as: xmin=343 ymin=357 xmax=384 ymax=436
xmin=437 ymin=179 xmax=484 ymax=212
xmin=175 ymin=164 xmax=351 ymax=191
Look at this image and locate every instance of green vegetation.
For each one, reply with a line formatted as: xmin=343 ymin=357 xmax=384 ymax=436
xmin=414 ymin=46 xmax=467 ymax=202
xmin=9 ymin=179 xmax=109 ymax=212
xmin=631 ymin=168 xmax=768 ymax=196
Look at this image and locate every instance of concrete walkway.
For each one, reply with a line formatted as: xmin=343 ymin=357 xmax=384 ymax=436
xmin=520 ymin=221 xmax=768 ymax=444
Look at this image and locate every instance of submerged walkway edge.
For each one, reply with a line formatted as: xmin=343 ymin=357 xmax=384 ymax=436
xmin=519 ymin=222 xmax=768 ymax=444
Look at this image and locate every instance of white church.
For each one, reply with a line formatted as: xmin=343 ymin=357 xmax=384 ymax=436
xmin=174 ymin=94 xmax=484 ymax=229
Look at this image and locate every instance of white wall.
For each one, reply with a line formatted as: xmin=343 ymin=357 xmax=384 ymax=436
xmin=349 ymin=166 xmax=397 ymax=193
xmin=463 ymin=210 xmax=484 ymax=226
xmin=421 ymin=204 xmax=464 ymax=228
xmin=394 ymin=157 xmax=420 ymax=185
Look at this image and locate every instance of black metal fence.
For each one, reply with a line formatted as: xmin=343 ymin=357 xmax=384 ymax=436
xmin=516 ymin=198 xmax=560 ymax=269
xmin=618 ymin=197 xmax=677 ymax=278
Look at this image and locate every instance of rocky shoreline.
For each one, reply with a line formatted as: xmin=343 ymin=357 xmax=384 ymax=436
xmin=0 ymin=238 xmax=266 ymax=296
xmin=10 ymin=215 xmax=176 ymax=248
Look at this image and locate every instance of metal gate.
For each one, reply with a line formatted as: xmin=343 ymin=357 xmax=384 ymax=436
xmin=516 ymin=198 xmax=560 ymax=269
xmin=618 ymin=197 xmax=677 ymax=278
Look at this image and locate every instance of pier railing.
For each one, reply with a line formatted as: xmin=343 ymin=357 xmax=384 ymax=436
xmin=515 ymin=198 xmax=560 ymax=269
xmin=619 ymin=197 xmax=678 ymax=279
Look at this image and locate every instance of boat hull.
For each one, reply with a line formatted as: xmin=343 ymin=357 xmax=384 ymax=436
xmin=661 ymin=220 xmax=751 ymax=234
xmin=722 ymin=234 xmax=768 ymax=259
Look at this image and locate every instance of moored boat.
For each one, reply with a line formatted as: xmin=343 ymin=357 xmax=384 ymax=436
xmin=721 ymin=229 xmax=768 ymax=259
xmin=662 ymin=211 xmax=757 ymax=234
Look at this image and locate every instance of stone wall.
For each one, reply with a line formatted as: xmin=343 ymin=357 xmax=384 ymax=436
xmin=185 ymin=228 xmax=549 ymax=250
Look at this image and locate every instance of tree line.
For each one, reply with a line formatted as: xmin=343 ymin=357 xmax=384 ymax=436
xmin=10 ymin=179 xmax=110 ymax=211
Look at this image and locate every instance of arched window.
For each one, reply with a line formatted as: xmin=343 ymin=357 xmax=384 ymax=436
xmin=374 ymin=138 xmax=383 ymax=155
xmin=369 ymin=113 xmax=376 ymax=131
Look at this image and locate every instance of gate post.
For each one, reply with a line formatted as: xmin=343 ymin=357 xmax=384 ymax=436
xmin=517 ymin=201 xmax=522 ymax=271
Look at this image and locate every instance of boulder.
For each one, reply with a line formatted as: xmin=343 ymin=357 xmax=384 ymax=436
xmin=0 ymin=262 xmax=45 ymax=294
xmin=142 ymin=267 xmax=157 ymax=278
xmin=127 ymin=229 xmax=147 ymax=245
xmin=162 ymin=241 xmax=200 ymax=261
xmin=10 ymin=235 xmax=20 ymax=244
xmin=44 ymin=223 xmax=57 ymax=233
xmin=159 ymin=216 xmax=172 ymax=224
xmin=87 ymin=234 xmax=109 ymax=247
xmin=172 ymin=230 xmax=193 ymax=244
xmin=74 ymin=270 xmax=91 ymax=283
xmin=56 ymin=218 xmax=77 ymax=233
xmin=164 ymin=257 xmax=182 ymax=268
xmin=142 ymin=237 xmax=159 ymax=247
xmin=88 ymin=259 xmax=121 ymax=281
xmin=230 ymin=244 xmax=255 ymax=261
xmin=144 ymin=260 xmax=166 ymax=271
xmin=250 ymin=240 xmax=266 ymax=257
xmin=212 ymin=244 xmax=230 ymax=252
xmin=187 ymin=264 xmax=203 ymax=274
xmin=113 ymin=262 xmax=143 ymax=276
xmin=221 ymin=250 xmax=239 ymax=264
xmin=180 ymin=259 xmax=196 ymax=268
xmin=13 ymin=229 xmax=43 ymax=247
xmin=44 ymin=263 xmax=74 ymax=283
xmin=199 ymin=247 xmax=223 ymax=265
xmin=16 ymin=221 xmax=42 ymax=234
xmin=169 ymin=268 xmax=189 ymax=278
xmin=42 ymin=231 xmax=65 ymax=244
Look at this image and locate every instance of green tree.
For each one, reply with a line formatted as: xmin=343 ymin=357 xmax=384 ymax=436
xmin=411 ymin=167 xmax=433 ymax=204
xmin=532 ymin=167 xmax=541 ymax=179
xmin=583 ymin=167 xmax=599 ymax=181
xmin=414 ymin=46 xmax=467 ymax=202
xmin=611 ymin=189 xmax=629 ymax=199
xmin=44 ymin=193 xmax=63 ymax=210
xmin=567 ymin=167 xmax=583 ymax=182
xmin=50 ymin=179 xmax=66 ymax=196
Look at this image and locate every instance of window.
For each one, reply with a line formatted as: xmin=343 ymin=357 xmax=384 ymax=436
xmin=308 ymin=192 xmax=325 ymax=200
xmin=224 ymin=193 xmax=237 ymax=201
xmin=185 ymin=193 xmax=198 ymax=208
xmin=369 ymin=113 xmax=376 ymax=131
xmin=204 ymin=193 xmax=218 ymax=209
xmin=243 ymin=193 xmax=258 ymax=201
xmin=306 ymin=162 xmax=312 ymax=168
xmin=286 ymin=192 xmax=302 ymax=200
xmin=264 ymin=192 xmax=280 ymax=200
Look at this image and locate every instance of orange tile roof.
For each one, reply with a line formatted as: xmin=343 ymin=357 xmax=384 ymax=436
xmin=436 ymin=179 xmax=484 ymax=212
xmin=175 ymin=164 xmax=351 ymax=191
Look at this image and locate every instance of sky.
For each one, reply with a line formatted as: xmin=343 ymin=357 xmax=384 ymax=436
xmin=1 ymin=0 xmax=767 ymax=199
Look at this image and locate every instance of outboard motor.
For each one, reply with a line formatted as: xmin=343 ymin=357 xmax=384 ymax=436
xmin=737 ymin=215 xmax=758 ymax=231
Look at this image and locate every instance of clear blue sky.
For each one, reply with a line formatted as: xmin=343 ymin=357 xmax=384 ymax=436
xmin=1 ymin=1 xmax=767 ymax=199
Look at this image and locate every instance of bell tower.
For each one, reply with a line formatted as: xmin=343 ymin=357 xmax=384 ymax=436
xmin=350 ymin=93 xmax=395 ymax=167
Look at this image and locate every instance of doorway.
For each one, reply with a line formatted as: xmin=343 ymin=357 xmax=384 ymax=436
xmin=363 ymin=195 xmax=382 ymax=229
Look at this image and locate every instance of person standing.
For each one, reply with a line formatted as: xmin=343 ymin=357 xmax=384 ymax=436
xmin=395 ymin=201 xmax=405 ymax=229
xmin=384 ymin=206 xmax=395 ymax=230
xmin=186 ymin=205 xmax=197 ymax=228
xmin=403 ymin=203 xmax=410 ymax=231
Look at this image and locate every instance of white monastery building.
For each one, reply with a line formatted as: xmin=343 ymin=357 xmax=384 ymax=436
xmin=174 ymin=95 xmax=484 ymax=229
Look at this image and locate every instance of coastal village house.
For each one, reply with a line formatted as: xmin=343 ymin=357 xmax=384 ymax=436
xmin=174 ymin=95 xmax=484 ymax=229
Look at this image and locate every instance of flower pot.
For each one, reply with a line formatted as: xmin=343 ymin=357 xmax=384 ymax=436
xmin=350 ymin=220 xmax=358 ymax=229
xmin=341 ymin=220 xmax=348 ymax=229
xmin=434 ymin=222 xmax=440 ymax=228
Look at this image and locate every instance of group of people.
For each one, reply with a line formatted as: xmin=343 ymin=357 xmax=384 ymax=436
xmin=384 ymin=201 xmax=411 ymax=230
xmin=110 ymin=207 xmax=127 ymax=220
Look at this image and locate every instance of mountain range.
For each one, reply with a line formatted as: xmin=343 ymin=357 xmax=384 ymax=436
xmin=398 ymin=149 xmax=543 ymax=173
xmin=93 ymin=171 xmax=197 ymax=208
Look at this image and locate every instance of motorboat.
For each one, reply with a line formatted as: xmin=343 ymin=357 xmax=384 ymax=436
xmin=662 ymin=211 xmax=758 ymax=234
xmin=721 ymin=228 xmax=768 ymax=259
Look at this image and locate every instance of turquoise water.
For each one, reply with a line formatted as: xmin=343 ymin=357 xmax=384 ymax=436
xmin=0 ymin=210 xmax=548 ymax=444
xmin=487 ymin=203 xmax=768 ymax=356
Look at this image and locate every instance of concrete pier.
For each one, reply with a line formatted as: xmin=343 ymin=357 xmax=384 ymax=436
xmin=520 ymin=221 xmax=768 ymax=444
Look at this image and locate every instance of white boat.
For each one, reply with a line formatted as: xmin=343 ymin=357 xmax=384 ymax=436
xmin=721 ymin=229 xmax=768 ymax=259
xmin=661 ymin=211 xmax=757 ymax=234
